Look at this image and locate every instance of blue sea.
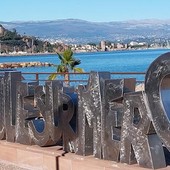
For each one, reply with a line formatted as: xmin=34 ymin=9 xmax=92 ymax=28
xmin=1 ymin=48 xmax=170 ymax=117
xmin=0 ymin=48 xmax=170 ymax=82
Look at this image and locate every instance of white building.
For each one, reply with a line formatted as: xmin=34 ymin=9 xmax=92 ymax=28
xmin=100 ymin=41 xmax=106 ymax=51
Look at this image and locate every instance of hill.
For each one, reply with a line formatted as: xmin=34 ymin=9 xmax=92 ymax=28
xmin=0 ymin=25 xmax=67 ymax=54
xmin=1 ymin=19 xmax=170 ymax=44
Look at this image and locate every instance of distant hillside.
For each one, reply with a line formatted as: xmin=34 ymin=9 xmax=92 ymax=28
xmin=1 ymin=19 xmax=170 ymax=44
xmin=0 ymin=25 xmax=67 ymax=54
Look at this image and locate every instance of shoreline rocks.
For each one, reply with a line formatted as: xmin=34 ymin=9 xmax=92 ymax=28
xmin=0 ymin=62 xmax=53 ymax=68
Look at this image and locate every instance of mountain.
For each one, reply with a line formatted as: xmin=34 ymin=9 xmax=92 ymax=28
xmin=1 ymin=19 xmax=170 ymax=44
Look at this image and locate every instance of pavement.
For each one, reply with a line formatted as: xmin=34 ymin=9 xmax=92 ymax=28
xmin=0 ymin=160 xmax=31 ymax=170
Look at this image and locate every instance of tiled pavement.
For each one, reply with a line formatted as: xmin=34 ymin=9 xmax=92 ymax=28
xmin=0 ymin=160 xmax=30 ymax=170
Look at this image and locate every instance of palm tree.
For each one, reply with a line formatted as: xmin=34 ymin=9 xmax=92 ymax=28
xmin=48 ymin=49 xmax=84 ymax=86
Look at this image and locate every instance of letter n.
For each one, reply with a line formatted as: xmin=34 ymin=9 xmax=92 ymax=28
xmin=76 ymin=72 xmax=110 ymax=158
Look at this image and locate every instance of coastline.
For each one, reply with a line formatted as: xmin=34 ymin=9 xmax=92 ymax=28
xmin=0 ymin=47 xmax=170 ymax=57
xmin=0 ymin=52 xmax=57 ymax=57
xmin=0 ymin=49 xmax=165 ymax=83
xmin=0 ymin=61 xmax=53 ymax=68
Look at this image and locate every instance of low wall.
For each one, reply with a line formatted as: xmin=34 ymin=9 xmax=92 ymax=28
xmin=0 ymin=141 xmax=169 ymax=170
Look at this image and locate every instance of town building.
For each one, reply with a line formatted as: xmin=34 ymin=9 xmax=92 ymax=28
xmin=100 ymin=40 xmax=106 ymax=51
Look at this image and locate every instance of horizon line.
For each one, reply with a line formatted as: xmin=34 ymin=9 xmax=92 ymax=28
xmin=1 ymin=18 xmax=170 ymax=23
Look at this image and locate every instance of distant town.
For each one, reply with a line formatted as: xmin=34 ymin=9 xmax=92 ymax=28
xmin=0 ymin=24 xmax=170 ymax=56
xmin=69 ymin=40 xmax=170 ymax=53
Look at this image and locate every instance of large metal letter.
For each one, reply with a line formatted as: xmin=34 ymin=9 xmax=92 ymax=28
xmin=145 ymin=52 xmax=170 ymax=150
xmin=15 ymin=81 xmax=39 ymax=145
xmin=101 ymin=78 xmax=135 ymax=161
xmin=29 ymin=81 xmax=63 ymax=146
xmin=120 ymin=91 xmax=166 ymax=169
xmin=62 ymin=90 xmax=76 ymax=152
xmin=76 ymin=72 xmax=110 ymax=158
xmin=0 ymin=76 xmax=5 ymax=140
xmin=4 ymin=71 xmax=22 ymax=142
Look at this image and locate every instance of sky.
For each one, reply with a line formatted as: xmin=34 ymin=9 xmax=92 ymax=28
xmin=0 ymin=0 xmax=170 ymax=22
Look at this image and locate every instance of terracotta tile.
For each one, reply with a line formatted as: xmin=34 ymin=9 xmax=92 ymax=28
xmin=159 ymin=166 xmax=170 ymax=170
xmin=17 ymin=149 xmax=43 ymax=169
xmin=0 ymin=141 xmax=170 ymax=170
xmin=70 ymin=154 xmax=105 ymax=170
xmin=43 ymin=154 xmax=58 ymax=170
xmin=58 ymin=156 xmax=72 ymax=170
xmin=59 ymin=153 xmax=105 ymax=170
xmin=104 ymin=163 xmax=155 ymax=170
xmin=0 ymin=145 xmax=17 ymax=162
xmin=72 ymin=160 xmax=104 ymax=170
xmin=26 ymin=145 xmax=64 ymax=156
xmin=0 ymin=141 xmax=27 ymax=149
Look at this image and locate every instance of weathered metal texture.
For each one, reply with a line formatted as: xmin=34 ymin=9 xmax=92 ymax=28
xmin=161 ymin=75 xmax=170 ymax=119
xmin=28 ymin=81 xmax=76 ymax=151
xmin=62 ymin=91 xmax=76 ymax=152
xmin=15 ymin=81 xmax=39 ymax=145
xmin=28 ymin=80 xmax=63 ymax=146
xmin=120 ymin=91 xmax=166 ymax=169
xmin=4 ymin=71 xmax=22 ymax=142
xmin=145 ymin=52 xmax=170 ymax=151
xmin=63 ymin=86 xmax=78 ymax=133
xmin=75 ymin=85 xmax=93 ymax=156
xmin=0 ymin=76 xmax=5 ymax=140
xmin=101 ymin=78 xmax=136 ymax=161
xmin=76 ymin=71 xmax=110 ymax=158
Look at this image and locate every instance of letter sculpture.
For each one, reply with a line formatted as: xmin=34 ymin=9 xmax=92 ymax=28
xmin=0 ymin=52 xmax=170 ymax=169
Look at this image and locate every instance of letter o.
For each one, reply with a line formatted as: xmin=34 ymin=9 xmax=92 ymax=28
xmin=145 ymin=52 xmax=170 ymax=149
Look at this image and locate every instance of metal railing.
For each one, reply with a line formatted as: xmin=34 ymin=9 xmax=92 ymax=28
xmin=21 ymin=72 xmax=146 ymax=84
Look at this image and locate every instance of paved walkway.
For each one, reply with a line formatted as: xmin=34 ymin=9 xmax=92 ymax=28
xmin=0 ymin=160 xmax=31 ymax=170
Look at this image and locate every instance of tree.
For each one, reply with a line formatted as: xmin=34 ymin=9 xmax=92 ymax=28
xmin=48 ymin=49 xmax=84 ymax=86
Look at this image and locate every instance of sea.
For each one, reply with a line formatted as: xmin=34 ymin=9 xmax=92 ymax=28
xmin=1 ymin=48 xmax=170 ymax=116
xmin=0 ymin=48 xmax=170 ymax=82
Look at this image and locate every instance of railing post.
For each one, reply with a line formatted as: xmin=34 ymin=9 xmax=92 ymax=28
xmin=35 ymin=73 xmax=39 ymax=81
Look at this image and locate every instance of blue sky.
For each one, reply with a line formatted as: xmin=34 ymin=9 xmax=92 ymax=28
xmin=1 ymin=0 xmax=170 ymax=22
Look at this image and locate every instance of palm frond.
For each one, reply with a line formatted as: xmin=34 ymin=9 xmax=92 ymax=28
xmin=70 ymin=59 xmax=81 ymax=69
xmin=73 ymin=67 xmax=84 ymax=73
xmin=48 ymin=49 xmax=83 ymax=84
xmin=48 ymin=73 xmax=57 ymax=80
xmin=73 ymin=59 xmax=81 ymax=65
xmin=57 ymin=64 xmax=68 ymax=73
xmin=63 ymin=49 xmax=73 ymax=62
xmin=57 ymin=52 xmax=65 ymax=63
